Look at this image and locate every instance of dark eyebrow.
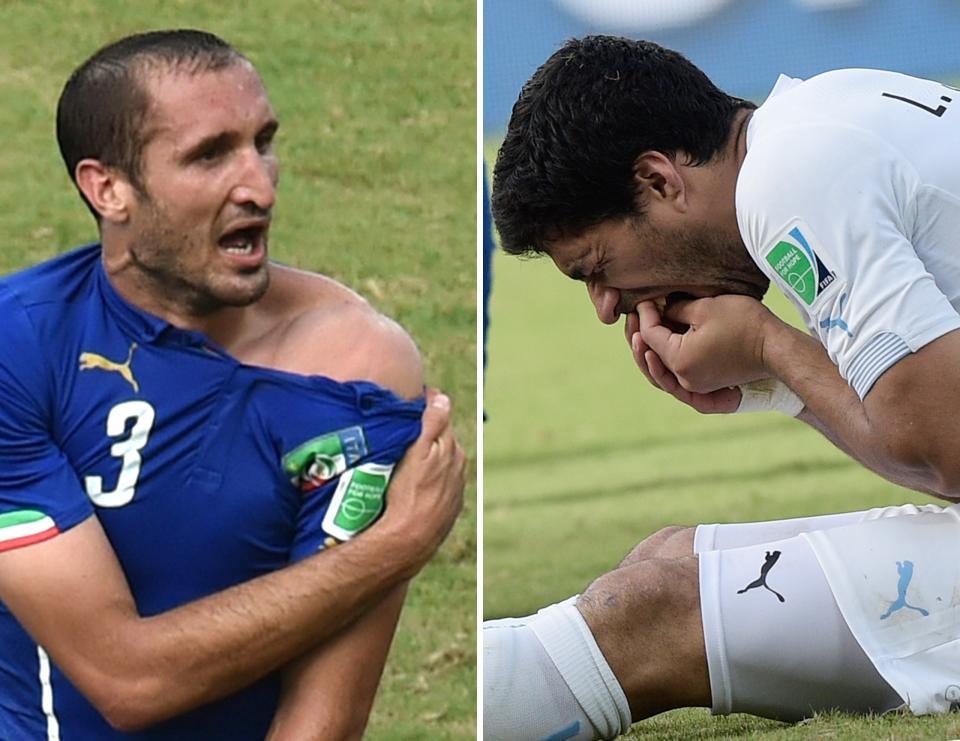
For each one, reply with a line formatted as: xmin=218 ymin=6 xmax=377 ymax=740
xmin=180 ymin=117 xmax=279 ymax=163
xmin=181 ymin=131 xmax=235 ymax=162
xmin=257 ymin=119 xmax=280 ymax=141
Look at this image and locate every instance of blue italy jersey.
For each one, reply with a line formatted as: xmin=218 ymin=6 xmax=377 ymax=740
xmin=0 ymin=244 xmax=424 ymax=739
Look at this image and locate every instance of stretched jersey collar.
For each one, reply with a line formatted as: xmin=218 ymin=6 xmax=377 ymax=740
xmin=94 ymin=247 xmax=175 ymax=343
xmin=94 ymin=247 xmax=240 ymax=360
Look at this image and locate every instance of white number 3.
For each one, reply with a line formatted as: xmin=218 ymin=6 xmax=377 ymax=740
xmin=84 ymin=400 xmax=156 ymax=507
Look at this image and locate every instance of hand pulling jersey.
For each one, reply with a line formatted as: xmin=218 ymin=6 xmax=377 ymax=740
xmin=0 ymin=244 xmax=424 ymax=739
xmin=736 ymin=70 xmax=960 ymax=714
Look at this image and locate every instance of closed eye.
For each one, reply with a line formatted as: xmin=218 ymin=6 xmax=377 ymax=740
xmin=589 ymin=258 xmax=607 ymax=282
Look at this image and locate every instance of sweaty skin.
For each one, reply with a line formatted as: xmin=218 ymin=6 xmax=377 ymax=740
xmin=562 ymin=109 xmax=762 ymax=327
xmin=0 ymin=59 xmax=466 ymax=736
xmin=554 ymin=98 xmax=960 ymax=501
xmin=635 ymin=292 xmax=960 ymax=500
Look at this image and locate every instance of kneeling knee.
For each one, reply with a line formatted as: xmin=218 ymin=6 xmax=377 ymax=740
xmin=619 ymin=526 xmax=694 ymax=568
xmin=578 ymin=556 xmax=700 ymax=634
xmin=574 ymin=557 xmax=707 ymax=714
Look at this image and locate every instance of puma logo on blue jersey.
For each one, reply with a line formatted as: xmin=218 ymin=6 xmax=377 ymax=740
xmin=78 ymin=343 xmax=139 ymax=392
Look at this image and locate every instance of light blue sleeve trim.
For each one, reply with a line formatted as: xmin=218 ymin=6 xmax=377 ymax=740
xmin=846 ymin=332 xmax=911 ymax=400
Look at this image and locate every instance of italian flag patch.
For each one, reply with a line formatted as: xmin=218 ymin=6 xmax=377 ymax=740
xmin=0 ymin=510 xmax=59 ymax=552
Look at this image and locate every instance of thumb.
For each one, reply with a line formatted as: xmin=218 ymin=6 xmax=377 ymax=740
xmin=416 ymin=390 xmax=451 ymax=453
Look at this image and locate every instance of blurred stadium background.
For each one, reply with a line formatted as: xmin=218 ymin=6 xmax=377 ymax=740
xmin=0 ymin=2 xmax=474 ymax=739
xmin=483 ymin=1 xmax=960 ymax=738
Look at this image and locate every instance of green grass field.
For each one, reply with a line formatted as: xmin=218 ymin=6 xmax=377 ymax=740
xmin=484 ymin=236 xmax=953 ymax=739
xmin=0 ymin=3 xmax=475 ymax=738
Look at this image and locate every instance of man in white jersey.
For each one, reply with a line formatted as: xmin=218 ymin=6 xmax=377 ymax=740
xmin=486 ymin=35 xmax=960 ymax=740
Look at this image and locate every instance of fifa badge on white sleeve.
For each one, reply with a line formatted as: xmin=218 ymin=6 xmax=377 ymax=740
xmin=322 ymin=462 xmax=395 ymax=540
xmin=764 ymin=220 xmax=836 ymax=307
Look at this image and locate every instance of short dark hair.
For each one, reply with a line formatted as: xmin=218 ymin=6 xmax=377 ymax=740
xmin=56 ymin=29 xmax=247 ymax=218
xmin=492 ymin=36 xmax=754 ymax=255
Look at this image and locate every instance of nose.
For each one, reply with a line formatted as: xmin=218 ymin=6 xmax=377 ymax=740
xmin=230 ymin=148 xmax=277 ymax=211
xmin=586 ymin=281 xmax=621 ymax=325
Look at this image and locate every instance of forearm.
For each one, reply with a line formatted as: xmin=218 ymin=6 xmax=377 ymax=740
xmin=127 ymin=525 xmax=418 ymax=725
xmin=8 ymin=518 xmax=423 ymax=732
xmin=267 ymin=583 xmax=410 ymax=741
xmin=764 ymin=323 xmax=864 ymax=444
xmin=0 ymin=393 xmax=463 ymax=732
xmin=639 ymin=295 xmax=958 ymax=496
xmin=762 ymin=317 xmax=940 ymax=494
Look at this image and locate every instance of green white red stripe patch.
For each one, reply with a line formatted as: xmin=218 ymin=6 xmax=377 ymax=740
xmin=0 ymin=510 xmax=59 ymax=551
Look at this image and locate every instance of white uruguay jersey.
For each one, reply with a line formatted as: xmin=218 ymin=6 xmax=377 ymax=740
xmin=737 ymin=70 xmax=960 ymax=715
xmin=737 ymin=69 xmax=960 ymax=399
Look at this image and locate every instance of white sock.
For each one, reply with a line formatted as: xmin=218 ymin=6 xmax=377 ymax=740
xmin=483 ymin=598 xmax=631 ymax=741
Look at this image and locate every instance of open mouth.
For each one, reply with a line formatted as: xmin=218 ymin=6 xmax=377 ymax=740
xmin=218 ymin=226 xmax=264 ymax=255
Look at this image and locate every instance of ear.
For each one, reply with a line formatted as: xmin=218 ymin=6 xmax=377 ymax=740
xmin=74 ymin=159 xmax=138 ymax=224
xmin=632 ymin=152 xmax=686 ymax=211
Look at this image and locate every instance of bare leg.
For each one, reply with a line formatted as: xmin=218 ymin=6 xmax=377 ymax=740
xmin=484 ymin=539 xmax=708 ymax=740
xmin=618 ymin=526 xmax=695 ymax=567
xmin=486 ymin=514 xmax=908 ymax=739
xmin=577 ymin=554 xmax=710 ymax=720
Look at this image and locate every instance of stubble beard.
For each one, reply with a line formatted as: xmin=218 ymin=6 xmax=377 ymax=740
xmin=131 ymin=203 xmax=271 ymax=317
xmin=647 ymin=220 xmax=770 ymax=300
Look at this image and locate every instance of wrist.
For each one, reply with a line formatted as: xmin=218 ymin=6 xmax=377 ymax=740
xmin=756 ymin=308 xmax=795 ymax=377
xmin=737 ymin=378 xmax=804 ymax=416
xmin=365 ymin=516 xmax=431 ymax=578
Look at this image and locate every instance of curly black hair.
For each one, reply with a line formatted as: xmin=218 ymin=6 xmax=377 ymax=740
xmin=492 ymin=36 xmax=753 ymax=255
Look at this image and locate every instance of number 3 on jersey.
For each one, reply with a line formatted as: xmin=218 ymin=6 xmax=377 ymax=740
xmin=84 ymin=400 xmax=156 ymax=507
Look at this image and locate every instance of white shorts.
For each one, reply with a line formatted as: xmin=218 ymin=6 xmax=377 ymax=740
xmin=696 ymin=503 xmax=954 ymax=720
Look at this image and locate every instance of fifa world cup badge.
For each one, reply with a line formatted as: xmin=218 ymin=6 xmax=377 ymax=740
xmin=322 ymin=463 xmax=395 ymax=540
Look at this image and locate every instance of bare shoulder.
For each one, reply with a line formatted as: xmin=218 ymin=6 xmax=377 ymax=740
xmin=265 ymin=265 xmax=423 ymax=400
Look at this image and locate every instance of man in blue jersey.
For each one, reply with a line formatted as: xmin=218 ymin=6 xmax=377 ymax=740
xmin=0 ymin=30 xmax=465 ymax=739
